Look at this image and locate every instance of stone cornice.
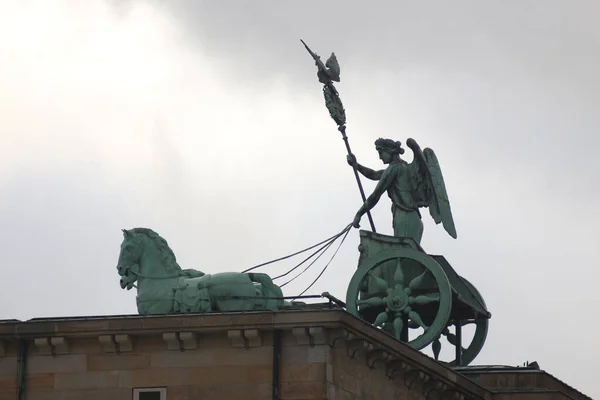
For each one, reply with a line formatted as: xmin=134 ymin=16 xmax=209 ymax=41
xmin=457 ymin=367 xmax=593 ymax=400
xmin=0 ymin=309 xmax=491 ymax=399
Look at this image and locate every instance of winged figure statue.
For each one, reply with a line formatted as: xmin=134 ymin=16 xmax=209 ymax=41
xmin=348 ymin=137 xmax=456 ymax=243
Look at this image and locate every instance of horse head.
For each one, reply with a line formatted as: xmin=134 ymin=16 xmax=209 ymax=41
xmin=117 ymin=229 xmax=144 ymax=290
xmin=116 ymin=227 xmax=188 ymax=292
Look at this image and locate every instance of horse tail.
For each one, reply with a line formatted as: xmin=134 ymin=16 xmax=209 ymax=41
xmin=248 ymin=273 xmax=283 ymax=299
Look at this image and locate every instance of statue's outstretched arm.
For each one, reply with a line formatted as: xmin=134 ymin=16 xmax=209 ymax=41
xmin=347 ymin=154 xmax=384 ymax=181
xmin=352 ymin=167 xmax=395 ymax=227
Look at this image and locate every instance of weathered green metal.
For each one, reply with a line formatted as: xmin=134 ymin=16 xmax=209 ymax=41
xmin=426 ymin=259 xmax=489 ymax=365
xmin=349 ymin=137 xmax=456 ymax=240
xmin=107 ymin=43 xmax=490 ymax=368
xmin=346 ymin=230 xmax=490 ymax=365
xmin=346 ymin=231 xmax=452 ymax=350
xmin=116 ymin=228 xmax=284 ymax=315
xmin=448 ymin=278 xmax=489 ymax=366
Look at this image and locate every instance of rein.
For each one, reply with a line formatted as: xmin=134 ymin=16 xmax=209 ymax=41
xmin=123 ymin=268 xmax=181 ymax=290
xmin=128 ymin=269 xmax=181 ymax=280
xmin=124 ymin=263 xmax=181 ymax=281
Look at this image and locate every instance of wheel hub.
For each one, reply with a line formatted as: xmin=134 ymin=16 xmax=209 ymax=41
xmin=387 ymin=288 xmax=408 ymax=312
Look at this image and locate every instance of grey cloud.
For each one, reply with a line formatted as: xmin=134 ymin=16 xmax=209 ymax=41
xmin=143 ymin=2 xmax=600 ymax=396
xmin=1 ymin=1 xmax=599 ymax=397
xmin=155 ymin=1 xmax=600 ymax=230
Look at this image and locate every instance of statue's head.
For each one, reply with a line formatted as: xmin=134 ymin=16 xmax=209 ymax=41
xmin=117 ymin=229 xmax=143 ymax=290
xmin=375 ymin=138 xmax=404 ymax=164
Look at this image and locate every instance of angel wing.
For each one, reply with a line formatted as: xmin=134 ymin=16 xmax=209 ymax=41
xmin=407 ymin=139 xmax=457 ymax=239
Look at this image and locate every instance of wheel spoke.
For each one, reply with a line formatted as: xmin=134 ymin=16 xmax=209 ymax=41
xmin=349 ymin=248 xmax=457 ymax=357
xmin=357 ymin=296 xmax=386 ymax=308
xmin=394 ymin=259 xmax=405 ymax=288
xmin=374 ymin=311 xmax=389 ymax=327
xmin=359 ymin=280 xmax=369 ymax=292
xmin=368 ymin=271 xmax=389 ymax=292
xmin=408 ymin=310 xmax=428 ymax=330
xmin=412 ymin=293 xmax=440 ymax=305
xmin=408 ymin=270 xmax=428 ymax=291
xmin=393 ymin=316 xmax=404 ymax=340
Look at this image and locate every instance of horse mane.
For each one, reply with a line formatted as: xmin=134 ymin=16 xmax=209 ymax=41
xmin=130 ymin=228 xmax=183 ymax=275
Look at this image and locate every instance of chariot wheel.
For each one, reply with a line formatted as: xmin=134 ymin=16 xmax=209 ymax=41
xmin=432 ymin=277 xmax=489 ymax=366
xmin=346 ymin=248 xmax=452 ymax=350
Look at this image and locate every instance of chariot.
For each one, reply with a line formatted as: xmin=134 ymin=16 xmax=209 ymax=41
xmin=345 ymin=230 xmax=490 ymax=366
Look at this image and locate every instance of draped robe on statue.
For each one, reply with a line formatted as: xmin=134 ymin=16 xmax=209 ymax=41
xmin=373 ymin=160 xmax=424 ymax=244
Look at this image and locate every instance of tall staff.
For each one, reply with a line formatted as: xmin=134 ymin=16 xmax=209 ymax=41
xmin=301 ymin=40 xmax=376 ymax=233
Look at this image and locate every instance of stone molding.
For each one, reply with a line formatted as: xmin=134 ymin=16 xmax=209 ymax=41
xmin=292 ymin=326 xmax=327 ymax=346
xmin=320 ymin=327 xmax=489 ymax=400
xmin=0 ymin=310 xmax=490 ymax=399
xmin=33 ymin=336 xmax=68 ymax=356
xmin=227 ymin=328 xmax=262 ymax=348
xmin=98 ymin=334 xmax=132 ymax=354
xmin=162 ymin=331 xmax=197 ymax=351
xmin=289 ymin=325 xmax=485 ymax=399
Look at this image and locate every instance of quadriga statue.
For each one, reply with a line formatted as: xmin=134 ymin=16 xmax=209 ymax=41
xmin=116 ymin=228 xmax=284 ymax=315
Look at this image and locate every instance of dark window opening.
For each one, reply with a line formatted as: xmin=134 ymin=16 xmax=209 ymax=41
xmin=139 ymin=392 xmax=161 ymax=400
xmin=134 ymin=388 xmax=166 ymax=400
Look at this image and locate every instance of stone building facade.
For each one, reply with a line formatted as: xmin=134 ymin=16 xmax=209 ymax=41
xmin=0 ymin=309 xmax=591 ymax=400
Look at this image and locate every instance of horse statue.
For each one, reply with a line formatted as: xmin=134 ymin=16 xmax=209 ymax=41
xmin=116 ymin=228 xmax=285 ymax=315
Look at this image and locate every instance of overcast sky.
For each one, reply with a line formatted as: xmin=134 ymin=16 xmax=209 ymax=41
xmin=1 ymin=0 xmax=599 ymax=397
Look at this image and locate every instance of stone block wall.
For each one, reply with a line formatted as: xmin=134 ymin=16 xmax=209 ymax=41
xmin=0 ymin=330 xmax=330 ymax=400
xmin=0 ymin=348 xmax=17 ymax=400
xmin=326 ymin=344 xmax=423 ymax=400
xmin=0 ymin=311 xmax=590 ymax=400
xmin=460 ymin=369 xmax=589 ymax=400
xmin=0 ymin=328 xmax=474 ymax=400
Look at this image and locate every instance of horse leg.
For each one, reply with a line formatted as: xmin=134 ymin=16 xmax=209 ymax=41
xmin=138 ymin=299 xmax=174 ymax=315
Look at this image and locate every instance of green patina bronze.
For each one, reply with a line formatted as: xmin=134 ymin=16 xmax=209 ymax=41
xmin=349 ymin=137 xmax=456 ymax=241
xmin=109 ymin=42 xmax=491 ymax=368
xmin=301 ymin=40 xmax=344 ymax=125
xmin=347 ymin=236 xmax=452 ymax=350
xmin=345 ymin=231 xmax=490 ymax=366
xmin=302 ymin=40 xmax=377 ymax=232
xmin=341 ymin=137 xmax=491 ymax=365
xmin=325 ymin=77 xmax=489 ymax=364
xmin=116 ymin=228 xmax=284 ymax=315
xmin=342 ymin=136 xmax=490 ymax=365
